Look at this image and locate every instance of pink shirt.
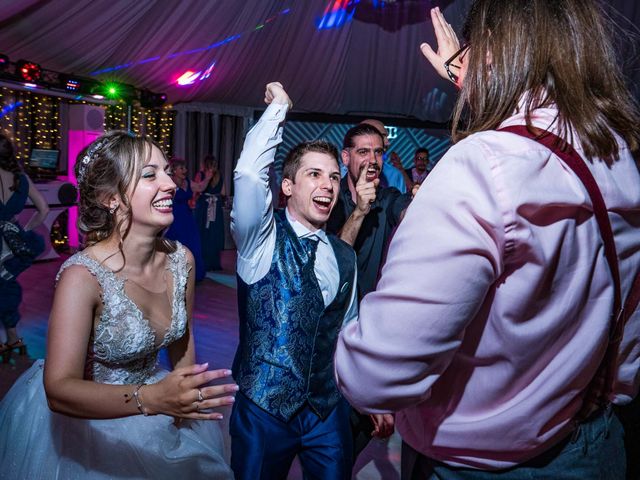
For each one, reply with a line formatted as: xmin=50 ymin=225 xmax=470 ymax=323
xmin=334 ymin=107 xmax=640 ymax=469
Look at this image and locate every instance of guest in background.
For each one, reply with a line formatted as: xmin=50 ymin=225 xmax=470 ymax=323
xmin=195 ymin=154 xmax=226 ymax=271
xmin=408 ymin=148 xmax=430 ymax=186
xmin=361 ymin=119 xmax=413 ymax=194
xmin=388 ymin=151 xmax=414 ymax=192
xmin=327 ymin=123 xmax=413 ymax=300
xmin=164 ymin=157 xmax=210 ymax=282
xmin=0 ymin=132 xmax=47 ymax=363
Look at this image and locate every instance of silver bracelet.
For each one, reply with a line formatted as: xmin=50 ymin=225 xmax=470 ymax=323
xmin=133 ymin=383 xmax=148 ymax=416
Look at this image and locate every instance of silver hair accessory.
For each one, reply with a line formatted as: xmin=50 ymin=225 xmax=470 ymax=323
xmin=77 ymin=139 xmax=108 ymax=185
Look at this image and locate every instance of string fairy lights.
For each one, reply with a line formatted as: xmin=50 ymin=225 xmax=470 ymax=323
xmin=1 ymin=86 xmax=175 ymax=160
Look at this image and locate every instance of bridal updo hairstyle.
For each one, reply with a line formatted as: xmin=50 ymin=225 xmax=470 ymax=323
xmin=75 ymin=131 xmax=169 ymax=247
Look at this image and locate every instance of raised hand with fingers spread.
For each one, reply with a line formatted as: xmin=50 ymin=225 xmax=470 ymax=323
xmin=420 ymin=6 xmax=462 ymax=83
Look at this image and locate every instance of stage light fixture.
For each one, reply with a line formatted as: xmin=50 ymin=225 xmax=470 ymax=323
xmin=58 ymin=74 xmax=82 ymax=92
xmin=58 ymin=74 xmax=101 ymax=96
xmin=139 ymin=89 xmax=167 ymax=108
xmin=16 ymin=59 xmax=42 ymax=82
xmin=90 ymin=81 xmax=136 ymax=102
xmin=0 ymin=54 xmax=9 ymax=72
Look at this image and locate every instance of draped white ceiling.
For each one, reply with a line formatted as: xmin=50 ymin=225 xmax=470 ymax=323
xmin=0 ymin=0 xmax=638 ymax=122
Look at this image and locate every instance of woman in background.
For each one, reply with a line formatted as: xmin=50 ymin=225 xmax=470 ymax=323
xmin=0 ymin=132 xmax=47 ymax=363
xmin=194 ymin=154 xmax=225 ymax=271
xmin=164 ymin=157 xmax=210 ymax=282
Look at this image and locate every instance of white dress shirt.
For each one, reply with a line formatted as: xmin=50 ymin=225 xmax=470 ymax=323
xmin=231 ymin=102 xmax=357 ymax=322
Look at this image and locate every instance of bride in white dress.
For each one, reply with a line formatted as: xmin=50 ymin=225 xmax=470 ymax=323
xmin=0 ymin=131 xmax=235 ymax=479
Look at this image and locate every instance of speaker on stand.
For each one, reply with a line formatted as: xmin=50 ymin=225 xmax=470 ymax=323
xmin=66 ymin=104 xmax=106 ymax=249
xmin=16 ymin=181 xmax=78 ymax=260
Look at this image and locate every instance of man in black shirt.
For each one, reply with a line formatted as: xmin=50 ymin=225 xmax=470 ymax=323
xmin=327 ymin=123 xmax=412 ymax=299
xmin=327 ymin=122 xmax=412 ymax=457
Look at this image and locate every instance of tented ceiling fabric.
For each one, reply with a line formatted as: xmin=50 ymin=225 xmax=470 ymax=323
xmin=0 ymin=0 xmax=638 ymax=122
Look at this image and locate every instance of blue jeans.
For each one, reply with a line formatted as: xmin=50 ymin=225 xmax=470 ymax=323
xmin=401 ymin=406 xmax=625 ymax=479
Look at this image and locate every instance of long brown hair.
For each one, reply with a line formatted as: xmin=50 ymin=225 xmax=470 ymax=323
xmin=200 ymin=154 xmax=220 ymax=186
xmin=452 ymin=0 xmax=640 ymax=161
xmin=0 ymin=132 xmax=22 ymax=192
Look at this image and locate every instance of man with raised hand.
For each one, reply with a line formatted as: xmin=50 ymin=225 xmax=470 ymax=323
xmin=361 ymin=118 xmax=413 ymax=193
xmin=327 ymin=123 xmax=412 ymax=300
xmin=230 ymin=82 xmax=364 ymax=479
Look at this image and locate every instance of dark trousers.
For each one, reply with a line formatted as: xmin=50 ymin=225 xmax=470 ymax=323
xmin=0 ymin=278 xmax=21 ymax=329
xmin=230 ymin=392 xmax=353 ymax=480
xmin=616 ymin=395 xmax=640 ymax=480
xmin=350 ymin=408 xmax=374 ymax=458
xmin=401 ymin=407 xmax=625 ymax=480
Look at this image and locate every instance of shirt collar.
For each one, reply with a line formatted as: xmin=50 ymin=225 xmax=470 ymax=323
xmin=285 ymin=207 xmax=329 ymax=244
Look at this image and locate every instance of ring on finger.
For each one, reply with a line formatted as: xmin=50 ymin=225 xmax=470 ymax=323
xmin=197 ymin=388 xmax=204 ymax=403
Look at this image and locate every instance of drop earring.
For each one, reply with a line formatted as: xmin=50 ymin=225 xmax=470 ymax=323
xmin=109 ymin=203 xmax=119 ymax=214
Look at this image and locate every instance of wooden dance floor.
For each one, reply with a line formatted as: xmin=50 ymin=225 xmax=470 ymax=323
xmin=0 ymin=250 xmax=401 ymax=480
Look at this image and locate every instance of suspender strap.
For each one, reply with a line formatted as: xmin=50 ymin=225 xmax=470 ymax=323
xmin=498 ymin=125 xmax=640 ymax=413
xmin=499 ymin=125 xmax=621 ymax=316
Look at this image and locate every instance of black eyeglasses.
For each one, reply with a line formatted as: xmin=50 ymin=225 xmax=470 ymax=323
xmin=444 ymin=43 xmax=470 ymax=84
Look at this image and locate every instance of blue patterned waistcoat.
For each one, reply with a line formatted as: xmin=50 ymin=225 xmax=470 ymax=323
xmin=233 ymin=209 xmax=356 ymax=422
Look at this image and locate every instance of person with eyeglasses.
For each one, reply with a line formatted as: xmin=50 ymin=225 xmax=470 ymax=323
xmin=335 ymin=1 xmax=640 ymax=479
xmin=409 ymin=147 xmax=430 ymax=186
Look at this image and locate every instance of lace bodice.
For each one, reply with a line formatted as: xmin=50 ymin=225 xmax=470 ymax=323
xmin=56 ymin=244 xmax=190 ymax=384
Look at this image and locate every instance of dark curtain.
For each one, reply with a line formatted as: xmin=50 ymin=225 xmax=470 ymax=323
xmin=172 ymin=103 xmax=251 ymax=196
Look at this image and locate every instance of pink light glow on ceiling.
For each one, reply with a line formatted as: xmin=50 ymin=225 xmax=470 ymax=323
xmin=175 ymin=61 xmax=216 ymax=87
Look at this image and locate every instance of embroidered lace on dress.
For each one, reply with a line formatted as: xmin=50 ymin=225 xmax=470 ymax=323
xmin=56 ymin=244 xmax=189 ymax=385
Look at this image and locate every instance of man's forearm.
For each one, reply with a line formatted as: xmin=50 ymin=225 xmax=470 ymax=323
xmin=400 ymin=170 xmax=413 ymax=192
xmin=339 ymin=210 xmax=366 ymax=246
xmin=230 ymin=102 xmax=287 ymax=256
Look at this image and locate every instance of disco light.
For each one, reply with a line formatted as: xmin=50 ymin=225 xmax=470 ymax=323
xmin=90 ymin=9 xmax=290 ymax=77
xmin=91 ymin=81 xmax=136 ymax=101
xmin=58 ymin=74 xmax=82 ymax=92
xmin=66 ymin=79 xmax=80 ymax=91
xmin=176 ymin=70 xmax=200 ymax=86
xmin=317 ymin=0 xmax=357 ymax=30
xmin=0 ymin=101 xmax=23 ymax=117
xmin=175 ymin=61 xmax=216 ymax=87
xmin=16 ymin=60 xmax=42 ymax=82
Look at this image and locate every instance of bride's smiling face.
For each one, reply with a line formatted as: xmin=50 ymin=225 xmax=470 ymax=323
xmin=127 ymin=145 xmax=176 ymax=232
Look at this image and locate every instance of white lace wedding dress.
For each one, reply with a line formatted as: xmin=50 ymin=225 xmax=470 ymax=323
xmin=0 ymin=244 xmax=233 ymax=479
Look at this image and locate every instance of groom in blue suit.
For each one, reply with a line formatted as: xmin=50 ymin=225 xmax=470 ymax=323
xmin=230 ymin=82 xmax=369 ymax=479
